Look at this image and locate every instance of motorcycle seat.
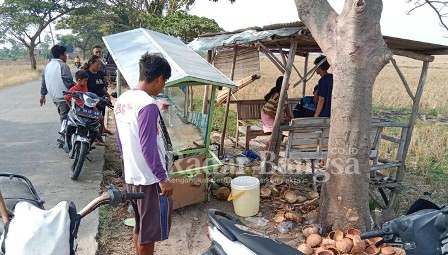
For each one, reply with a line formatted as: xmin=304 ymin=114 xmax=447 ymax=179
xmin=221 ymin=217 xmax=303 ymax=255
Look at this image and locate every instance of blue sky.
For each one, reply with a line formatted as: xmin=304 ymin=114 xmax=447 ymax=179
xmin=190 ymin=0 xmax=448 ymax=46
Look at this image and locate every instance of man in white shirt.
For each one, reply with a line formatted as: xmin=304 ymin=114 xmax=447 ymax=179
xmin=39 ymin=45 xmax=75 ymax=146
xmin=114 ymin=53 xmax=173 ymax=255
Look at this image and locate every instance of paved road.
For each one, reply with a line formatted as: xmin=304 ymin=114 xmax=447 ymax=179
xmin=0 ymin=80 xmax=104 ymax=254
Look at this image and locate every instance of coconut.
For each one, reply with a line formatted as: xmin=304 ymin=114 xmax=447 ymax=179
xmin=221 ymin=176 xmax=233 ymax=187
xmin=308 ymin=191 xmax=319 ymax=199
xmin=274 ymin=211 xmax=285 ymax=223
xmin=285 ymin=211 xmax=302 ymax=224
xmin=283 ymin=190 xmax=299 ymax=203
xmin=346 ymin=228 xmax=361 ymax=236
xmin=350 ymin=236 xmax=366 ymax=253
xmin=216 ymin=187 xmax=230 ymax=201
xmin=297 ymin=244 xmax=313 ymax=255
xmin=364 ymin=244 xmax=380 ymax=255
xmin=270 ymin=174 xmax=284 ymax=185
xmin=335 ymin=238 xmax=353 ymax=254
xmin=302 ymin=225 xmax=319 ymax=237
xmin=334 ymin=230 xmax=344 ymax=241
xmin=380 ymin=246 xmax=396 ymax=255
xmin=260 ymin=187 xmax=272 ymax=198
xmin=306 ymin=233 xmax=322 ymax=247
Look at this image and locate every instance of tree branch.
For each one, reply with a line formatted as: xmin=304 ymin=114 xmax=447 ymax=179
xmin=294 ymin=0 xmax=338 ymax=62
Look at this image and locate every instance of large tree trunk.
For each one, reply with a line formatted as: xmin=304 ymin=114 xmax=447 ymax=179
xmin=294 ymin=0 xmax=392 ymax=231
xmin=28 ymin=43 xmax=37 ymax=70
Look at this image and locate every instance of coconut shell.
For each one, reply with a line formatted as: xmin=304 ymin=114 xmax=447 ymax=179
xmin=284 ymin=190 xmax=299 ymax=203
xmin=335 ymin=238 xmax=353 ymax=254
xmin=260 ymin=187 xmax=272 ymax=198
xmin=302 ymin=225 xmax=319 ymax=237
xmin=327 ymin=247 xmax=341 ymax=255
xmin=269 ymin=185 xmax=280 ymax=196
xmin=346 ymin=228 xmax=361 ymax=236
xmin=316 ymin=250 xmax=334 ymax=255
xmin=285 ymin=211 xmax=302 ymax=224
xmin=334 ymin=230 xmax=344 ymax=241
xmin=364 ymin=245 xmax=380 ymax=255
xmin=297 ymin=243 xmax=313 ymax=255
xmin=216 ymin=187 xmax=230 ymax=201
xmin=274 ymin=211 xmax=285 ymax=223
xmin=306 ymin=233 xmax=322 ymax=247
xmin=270 ymin=174 xmax=284 ymax=185
xmin=297 ymin=195 xmax=308 ymax=203
xmin=394 ymin=248 xmax=406 ymax=255
xmin=314 ymin=247 xmax=327 ymax=255
xmin=221 ymin=176 xmax=233 ymax=187
xmin=380 ymin=246 xmax=396 ymax=255
xmin=321 ymin=238 xmax=336 ymax=247
xmin=350 ymin=236 xmax=366 ymax=253
xmin=366 ymin=237 xmax=382 ymax=245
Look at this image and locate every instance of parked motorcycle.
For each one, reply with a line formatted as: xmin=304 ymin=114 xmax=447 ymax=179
xmin=63 ymin=91 xmax=113 ymax=180
xmin=204 ymin=198 xmax=448 ymax=255
xmin=0 ymin=173 xmax=142 ymax=255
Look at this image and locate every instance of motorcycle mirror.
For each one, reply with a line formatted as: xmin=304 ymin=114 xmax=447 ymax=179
xmin=111 ymin=92 xmax=117 ymax=98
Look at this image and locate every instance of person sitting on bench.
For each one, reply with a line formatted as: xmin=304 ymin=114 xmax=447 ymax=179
xmin=261 ymin=76 xmax=292 ymax=149
xmin=293 ymin=85 xmax=318 ymax=118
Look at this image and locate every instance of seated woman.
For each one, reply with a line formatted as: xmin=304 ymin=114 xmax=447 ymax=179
xmin=261 ymin=76 xmax=292 ymax=149
xmin=293 ymin=85 xmax=318 ymax=118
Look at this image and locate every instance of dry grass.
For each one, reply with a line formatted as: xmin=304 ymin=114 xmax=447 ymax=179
xmin=0 ymin=60 xmax=46 ymax=89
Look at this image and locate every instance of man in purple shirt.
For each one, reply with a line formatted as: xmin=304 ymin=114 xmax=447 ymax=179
xmin=114 ymin=53 xmax=173 ymax=255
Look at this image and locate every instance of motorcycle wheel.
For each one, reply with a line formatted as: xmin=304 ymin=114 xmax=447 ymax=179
xmin=70 ymin=142 xmax=88 ymax=180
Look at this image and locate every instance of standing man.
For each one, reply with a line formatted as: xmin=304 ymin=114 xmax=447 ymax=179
xmin=92 ymin=45 xmax=107 ymax=74
xmin=114 ymin=53 xmax=173 ymax=255
xmin=40 ymin=45 xmax=75 ymax=146
xmin=314 ymin=55 xmax=333 ymax=118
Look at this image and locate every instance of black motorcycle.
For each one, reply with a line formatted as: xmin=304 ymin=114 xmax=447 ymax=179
xmin=62 ymin=91 xmax=113 ymax=180
xmin=204 ymin=198 xmax=448 ymax=255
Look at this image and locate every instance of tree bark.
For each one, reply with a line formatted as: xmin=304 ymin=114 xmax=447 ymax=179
xmin=28 ymin=43 xmax=37 ymax=70
xmin=294 ymin=0 xmax=392 ymax=232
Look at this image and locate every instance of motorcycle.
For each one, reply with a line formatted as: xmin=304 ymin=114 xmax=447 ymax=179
xmin=0 ymin=173 xmax=143 ymax=255
xmin=204 ymin=199 xmax=448 ymax=255
xmin=62 ymin=91 xmax=113 ymax=180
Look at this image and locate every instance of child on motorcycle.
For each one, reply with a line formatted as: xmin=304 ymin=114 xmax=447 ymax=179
xmin=65 ymin=70 xmax=106 ymax=146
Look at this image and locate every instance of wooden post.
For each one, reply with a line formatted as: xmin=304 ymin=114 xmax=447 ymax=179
xmin=266 ymin=39 xmax=298 ymax=171
xmin=388 ymin=61 xmax=430 ymax=209
xmin=202 ymin=50 xmax=213 ymax=114
xmin=116 ymin=70 xmax=122 ymax=97
xmin=0 ymin=189 xmax=10 ymax=224
xmin=219 ymin=46 xmax=238 ymax=156
xmin=302 ymin=53 xmax=309 ymax=97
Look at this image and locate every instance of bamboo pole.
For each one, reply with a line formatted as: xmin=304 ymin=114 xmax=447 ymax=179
xmin=276 ymin=43 xmax=287 ymax=66
xmin=293 ymin=56 xmax=326 ymax=88
xmin=219 ymin=46 xmax=238 ymax=156
xmin=202 ymin=50 xmax=213 ymax=114
xmin=388 ymin=61 xmax=430 ymax=209
xmin=302 ymin=53 xmax=309 ymax=97
xmin=266 ymin=39 xmax=298 ymax=171
xmin=0 ymin=189 xmax=10 ymax=224
xmin=391 ymin=58 xmax=415 ymax=102
xmin=392 ymin=49 xmax=434 ymax=62
xmin=259 ymin=45 xmax=285 ymax=73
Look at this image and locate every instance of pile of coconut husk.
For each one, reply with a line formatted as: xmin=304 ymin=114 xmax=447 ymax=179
xmin=298 ymin=226 xmax=406 ymax=255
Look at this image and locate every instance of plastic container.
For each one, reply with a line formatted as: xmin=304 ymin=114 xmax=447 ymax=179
xmin=230 ymin=176 xmax=260 ymax=217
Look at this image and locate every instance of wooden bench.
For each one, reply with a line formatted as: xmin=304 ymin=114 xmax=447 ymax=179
xmin=234 ymin=99 xmax=301 ymax=150
xmin=282 ymin=117 xmax=409 ymax=192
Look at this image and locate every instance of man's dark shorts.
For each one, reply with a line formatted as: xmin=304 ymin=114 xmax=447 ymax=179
xmin=54 ymin=101 xmax=70 ymax=123
xmin=127 ymin=183 xmax=173 ymax=244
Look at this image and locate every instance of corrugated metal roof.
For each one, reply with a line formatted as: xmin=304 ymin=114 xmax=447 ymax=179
xmin=103 ymin=28 xmax=236 ymax=89
xmin=189 ymin=24 xmax=448 ymax=55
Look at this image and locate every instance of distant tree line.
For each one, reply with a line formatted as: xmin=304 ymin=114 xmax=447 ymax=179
xmin=0 ymin=0 xmax=227 ymax=68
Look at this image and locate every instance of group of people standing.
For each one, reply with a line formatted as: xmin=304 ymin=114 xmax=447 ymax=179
xmin=39 ymin=44 xmax=113 ymax=146
xmin=261 ymin=55 xmax=333 ymax=148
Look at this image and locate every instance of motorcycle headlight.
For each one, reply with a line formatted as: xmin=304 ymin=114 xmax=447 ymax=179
xmin=83 ymin=94 xmax=100 ymax=108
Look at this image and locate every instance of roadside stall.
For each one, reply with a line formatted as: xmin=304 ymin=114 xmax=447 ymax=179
xmin=103 ymin=28 xmax=236 ymax=209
